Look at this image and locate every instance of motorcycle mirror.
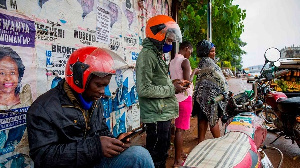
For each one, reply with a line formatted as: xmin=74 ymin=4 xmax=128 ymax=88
xmin=264 ymin=47 xmax=280 ymax=62
xmin=274 ymin=61 xmax=281 ymax=67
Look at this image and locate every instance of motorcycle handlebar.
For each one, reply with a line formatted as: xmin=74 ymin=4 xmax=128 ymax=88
xmin=209 ymin=94 xmax=225 ymax=104
xmin=209 ymin=93 xmax=251 ymax=107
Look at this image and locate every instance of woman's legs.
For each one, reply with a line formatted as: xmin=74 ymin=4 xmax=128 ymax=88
xmin=174 ymin=128 xmax=184 ymax=166
xmin=198 ymin=119 xmax=208 ymax=143
xmin=210 ymin=121 xmax=220 ymax=138
xmin=198 ymin=119 xmax=221 ymax=143
xmin=174 ymin=96 xmax=192 ymax=166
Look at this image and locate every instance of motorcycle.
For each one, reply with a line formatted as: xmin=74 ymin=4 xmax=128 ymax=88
xmin=183 ymin=97 xmax=283 ymax=168
xmin=255 ymin=48 xmax=300 ymax=148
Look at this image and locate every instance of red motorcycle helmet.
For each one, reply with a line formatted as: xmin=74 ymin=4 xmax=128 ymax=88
xmin=145 ymin=15 xmax=182 ymax=43
xmin=65 ymin=46 xmax=124 ymax=93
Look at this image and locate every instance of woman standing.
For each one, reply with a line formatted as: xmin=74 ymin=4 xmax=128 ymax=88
xmin=169 ymin=41 xmax=199 ymax=167
xmin=193 ymin=40 xmax=228 ymax=143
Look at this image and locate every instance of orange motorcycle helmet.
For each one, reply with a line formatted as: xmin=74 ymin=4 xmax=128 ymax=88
xmin=145 ymin=15 xmax=182 ymax=43
xmin=65 ymin=46 xmax=119 ymax=93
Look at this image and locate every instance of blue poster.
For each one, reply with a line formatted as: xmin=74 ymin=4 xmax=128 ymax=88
xmin=0 ymin=108 xmax=33 ymax=168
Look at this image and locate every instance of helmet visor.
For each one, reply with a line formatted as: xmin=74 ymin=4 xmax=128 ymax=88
xmin=84 ymin=48 xmax=128 ymax=77
xmin=163 ymin=21 xmax=182 ymax=43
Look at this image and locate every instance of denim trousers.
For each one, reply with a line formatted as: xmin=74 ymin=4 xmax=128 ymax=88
xmin=146 ymin=120 xmax=171 ymax=168
xmin=96 ymin=146 xmax=154 ymax=168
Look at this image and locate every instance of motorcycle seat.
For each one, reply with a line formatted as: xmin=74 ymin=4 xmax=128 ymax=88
xmin=277 ymin=96 xmax=300 ymax=114
xmin=184 ymin=132 xmax=260 ymax=168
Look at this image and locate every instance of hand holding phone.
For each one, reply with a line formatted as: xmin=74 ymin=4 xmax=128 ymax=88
xmin=181 ymin=80 xmax=191 ymax=88
xmin=183 ymin=82 xmax=190 ymax=87
xmin=120 ymin=126 xmax=145 ymax=143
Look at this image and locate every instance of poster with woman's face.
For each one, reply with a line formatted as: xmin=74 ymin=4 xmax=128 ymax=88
xmin=0 ymin=10 xmax=36 ymax=167
xmin=0 ymin=46 xmax=36 ymax=110
xmin=0 ymin=11 xmax=36 ymax=110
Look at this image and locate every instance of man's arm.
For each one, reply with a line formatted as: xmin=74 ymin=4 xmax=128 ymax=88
xmin=26 ymin=103 xmax=103 ymax=168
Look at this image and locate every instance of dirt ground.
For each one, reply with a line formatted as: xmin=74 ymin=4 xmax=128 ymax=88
xmin=165 ymin=118 xmax=225 ymax=167
xmin=131 ymin=116 xmax=226 ymax=168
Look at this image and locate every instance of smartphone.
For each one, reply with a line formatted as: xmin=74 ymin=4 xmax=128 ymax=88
xmin=183 ymin=82 xmax=190 ymax=87
xmin=120 ymin=126 xmax=146 ymax=143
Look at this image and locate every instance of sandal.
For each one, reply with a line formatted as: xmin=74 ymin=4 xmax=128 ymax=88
xmin=181 ymin=153 xmax=188 ymax=159
xmin=173 ymin=160 xmax=185 ymax=168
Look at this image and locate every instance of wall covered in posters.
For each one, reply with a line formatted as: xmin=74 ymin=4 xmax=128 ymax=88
xmin=0 ymin=0 xmax=172 ymax=166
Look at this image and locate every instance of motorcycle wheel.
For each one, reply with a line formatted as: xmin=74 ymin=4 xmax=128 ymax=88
xmin=294 ymin=123 xmax=300 ymax=148
xmin=258 ymin=108 xmax=279 ymax=131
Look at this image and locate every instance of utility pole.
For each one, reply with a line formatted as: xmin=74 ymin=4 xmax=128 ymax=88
xmin=207 ymin=0 xmax=212 ymax=42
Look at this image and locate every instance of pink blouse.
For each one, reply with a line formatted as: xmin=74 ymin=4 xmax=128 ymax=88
xmin=169 ymin=54 xmax=194 ymax=102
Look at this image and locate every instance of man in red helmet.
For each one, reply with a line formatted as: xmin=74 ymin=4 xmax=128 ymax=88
xmin=26 ymin=47 xmax=154 ymax=168
xmin=136 ymin=15 xmax=186 ymax=168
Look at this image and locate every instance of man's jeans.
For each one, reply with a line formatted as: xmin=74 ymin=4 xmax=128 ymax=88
xmin=96 ymin=146 xmax=154 ymax=168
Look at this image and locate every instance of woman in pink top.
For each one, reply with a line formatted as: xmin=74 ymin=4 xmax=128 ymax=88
xmin=169 ymin=41 xmax=200 ymax=167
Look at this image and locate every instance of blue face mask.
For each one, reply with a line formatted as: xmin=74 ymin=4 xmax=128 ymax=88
xmin=163 ymin=43 xmax=173 ymax=53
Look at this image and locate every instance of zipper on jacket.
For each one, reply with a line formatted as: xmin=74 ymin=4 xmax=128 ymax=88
xmin=158 ymin=100 xmax=164 ymax=114
xmin=62 ymin=104 xmax=95 ymax=138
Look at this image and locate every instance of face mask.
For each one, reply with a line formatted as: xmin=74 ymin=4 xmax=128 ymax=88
xmin=163 ymin=43 xmax=173 ymax=53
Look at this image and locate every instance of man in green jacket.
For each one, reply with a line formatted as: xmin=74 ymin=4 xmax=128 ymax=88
xmin=136 ymin=15 xmax=185 ymax=168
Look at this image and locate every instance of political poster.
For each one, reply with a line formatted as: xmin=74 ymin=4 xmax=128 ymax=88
xmin=0 ymin=10 xmax=36 ymax=168
xmin=0 ymin=12 xmax=35 ymax=47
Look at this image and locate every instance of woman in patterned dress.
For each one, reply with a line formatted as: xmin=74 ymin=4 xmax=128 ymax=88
xmin=193 ymin=40 xmax=228 ymax=143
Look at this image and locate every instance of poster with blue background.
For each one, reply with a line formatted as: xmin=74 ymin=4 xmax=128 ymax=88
xmin=0 ymin=108 xmax=33 ymax=168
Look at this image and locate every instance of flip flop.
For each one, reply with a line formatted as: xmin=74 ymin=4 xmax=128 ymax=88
xmin=181 ymin=153 xmax=188 ymax=159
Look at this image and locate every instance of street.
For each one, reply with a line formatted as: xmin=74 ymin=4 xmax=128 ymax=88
xmin=132 ymin=77 xmax=299 ymax=168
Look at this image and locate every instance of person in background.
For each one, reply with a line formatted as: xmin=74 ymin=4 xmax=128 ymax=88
xmin=169 ymin=41 xmax=200 ymax=167
xmin=193 ymin=40 xmax=228 ymax=143
xmin=26 ymin=46 xmax=154 ymax=168
xmin=136 ymin=15 xmax=186 ymax=168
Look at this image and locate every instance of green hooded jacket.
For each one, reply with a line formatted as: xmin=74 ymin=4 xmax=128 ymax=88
xmin=136 ymin=38 xmax=179 ymax=123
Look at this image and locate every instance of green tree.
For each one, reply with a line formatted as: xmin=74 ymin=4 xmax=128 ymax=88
xmin=178 ymin=0 xmax=247 ymax=70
